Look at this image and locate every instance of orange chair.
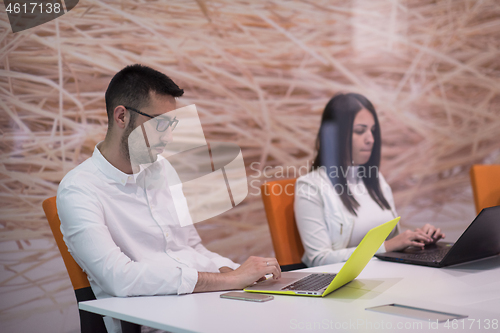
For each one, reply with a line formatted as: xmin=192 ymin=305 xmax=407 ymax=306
xmin=261 ymin=178 xmax=306 ymax=271
xmin=43 ymin=197 xmax=139 ymax=333
xmin=470 ymin=165 xmax=500 ymax=214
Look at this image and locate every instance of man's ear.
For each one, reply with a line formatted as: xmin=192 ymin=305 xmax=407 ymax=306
xmin=113 ymin=105 xmax=127 ymax=129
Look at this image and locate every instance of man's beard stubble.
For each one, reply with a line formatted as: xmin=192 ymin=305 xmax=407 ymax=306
xmin=120 ymin=121 xmax=134 ymax=162
xmin=121 ymin=121 xmax=157 ymax=168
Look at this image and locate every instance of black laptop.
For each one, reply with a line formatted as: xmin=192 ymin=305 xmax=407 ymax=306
xmin=375 ymin=206 xmax=500 ymax=267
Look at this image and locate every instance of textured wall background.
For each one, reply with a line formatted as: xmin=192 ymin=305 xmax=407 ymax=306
xmin=1 ymin=0 xmax=499 ymax=332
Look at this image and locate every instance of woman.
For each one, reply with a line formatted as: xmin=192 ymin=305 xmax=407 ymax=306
xmin=294 ymin=93 xmax=444 ymax=267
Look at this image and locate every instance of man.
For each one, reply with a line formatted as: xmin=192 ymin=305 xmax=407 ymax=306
xmin=57 ymin=64 xmax=280 ymax=332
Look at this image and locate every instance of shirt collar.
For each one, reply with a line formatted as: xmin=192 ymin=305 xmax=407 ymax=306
xmin=91 ymin=144 xmax=135 ymax=186
xmin=346 ymin=166 xmax=360 ymax=184
xmin=317 ymin=165 xmax=361 ymax=184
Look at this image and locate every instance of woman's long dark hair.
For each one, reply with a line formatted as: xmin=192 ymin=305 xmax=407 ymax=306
xmin=311 ymin=93 xmax=391 ymax=216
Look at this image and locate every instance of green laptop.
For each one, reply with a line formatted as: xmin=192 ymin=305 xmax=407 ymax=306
xmin=244 ymin=217 xmax=400 ymax=297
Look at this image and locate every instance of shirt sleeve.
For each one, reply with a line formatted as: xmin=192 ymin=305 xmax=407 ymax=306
xmin=379 ymin=173 xmax=400 ymax=238
xmin=57 ymin=183 xmax=198 ymax=297
xmin=163 ymin=158 xmax=239 ymax=270
xmin=294 ymin=180 xmax=358 ymax=266
xmin=185 ymin=226 xmax=240 ymax=270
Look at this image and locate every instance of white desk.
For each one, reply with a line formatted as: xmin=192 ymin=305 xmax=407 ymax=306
xmin=80 ymin=256 xmax=500 ymax=332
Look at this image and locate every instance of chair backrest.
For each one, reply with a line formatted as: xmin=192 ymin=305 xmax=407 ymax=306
xmin=261 ymin=178 xmax=304 ymax=266
xmin=43 ymin=197 xmax=133 ymax=333
xmin=470 ymin=164 xmax=500 ymax=214
xmin=43 ymin=196 xmax=90 ymax=291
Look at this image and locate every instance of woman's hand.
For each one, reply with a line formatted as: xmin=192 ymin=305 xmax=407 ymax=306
xmin=384 ymin=230 xmax=433 ymax=252
xmin=384 ymin=224 xmax=446 ymax=252
xmin=415 ymin=224 xmax=445 ymax=244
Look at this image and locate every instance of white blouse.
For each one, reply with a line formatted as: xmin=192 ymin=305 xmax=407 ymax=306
xmin=294 ymin=167 xmax=399 ymax=267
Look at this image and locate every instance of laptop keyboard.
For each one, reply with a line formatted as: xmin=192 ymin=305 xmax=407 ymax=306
xmin=282 ymin=274 xmax=336 ymax=291
xmin=407 ymin=248 xmax=449 ymax=261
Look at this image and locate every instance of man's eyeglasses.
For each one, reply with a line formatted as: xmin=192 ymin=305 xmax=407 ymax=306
xmin=124 ymin=106 xmax=178 ymax=132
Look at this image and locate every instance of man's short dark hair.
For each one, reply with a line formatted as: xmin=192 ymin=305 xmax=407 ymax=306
xmin=105 ymin=64 xmax=184 ymax=127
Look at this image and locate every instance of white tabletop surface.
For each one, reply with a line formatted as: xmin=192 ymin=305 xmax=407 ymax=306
xmin=80 ymin=256 xmax=500 ymax=332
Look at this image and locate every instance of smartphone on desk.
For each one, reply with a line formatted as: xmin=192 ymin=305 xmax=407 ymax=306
xmin=220 ymin=291 xmax=274 ymax=302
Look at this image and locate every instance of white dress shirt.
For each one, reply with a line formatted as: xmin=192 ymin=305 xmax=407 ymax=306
xmin=57 ymin=145 xmax=239 ymax=301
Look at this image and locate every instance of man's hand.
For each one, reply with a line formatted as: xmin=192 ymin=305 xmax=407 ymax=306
xmin=219 ymin=266 xmax=233 ymax=273
xmin=194 ymin=256 xmax=281 ymax=292
xmin=228 ymin=256 xmax=281 ymax=288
